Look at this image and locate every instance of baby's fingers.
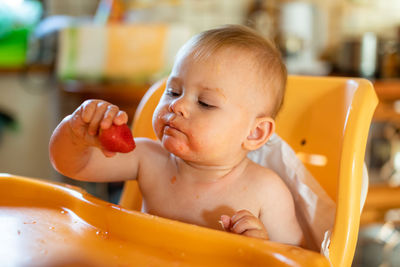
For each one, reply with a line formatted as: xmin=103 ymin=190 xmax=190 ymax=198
xmin=101 ymin=148 xmax=117 ymax=158
xmin=81 ymin=100 xmax=98 ymax=123
xmin=220 ymin=215 xmax=231 ymax=231
xmin=69 ymin=106 xmax=87 ymax=138
xmin=100 ymin=105 xmax=120 ymax=129
xmin=113 ymin=110 xmax=128 ymax=125
xmin=231 ymin=215 xmax=261 ymax=234
xmin=242 ymin=229 xmax=269 ymax=240
xmin=231 ymin=209 xmax=255 ymax=225
xmin=88 ymin=102 xmax=109 ymax=135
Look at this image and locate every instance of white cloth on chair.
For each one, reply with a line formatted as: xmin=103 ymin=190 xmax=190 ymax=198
xmin=248 ymin=133 xmax=337 ymax=251
xmin=248 ymin=133 xmax=369 ymax=253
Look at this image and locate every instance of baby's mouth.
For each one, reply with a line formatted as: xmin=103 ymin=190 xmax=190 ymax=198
xmin=165 ymin=121 xmax=180 ymax=132
xmin=162 ymin=114 xmax=186 ymax=136
xmin=164 ymin=119 xmax=186 ymax=137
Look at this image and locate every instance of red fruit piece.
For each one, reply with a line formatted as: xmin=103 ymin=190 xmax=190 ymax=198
xmin=99 ymin=124 xmax=136 ymax=153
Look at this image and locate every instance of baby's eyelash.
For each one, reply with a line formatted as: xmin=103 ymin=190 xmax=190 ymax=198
xmin=165 ymin=88 xmax=215 ymax=109
xmin=198 ymin=100 xmax=215 ymax=109
xmin=166 ymin=89 xmax=180 ymax=97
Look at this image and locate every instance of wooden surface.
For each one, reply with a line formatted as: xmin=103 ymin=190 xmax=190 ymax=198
xmin=361 ymin=185 xmax=400 ymax=226
xmin=374 ymin=79 xmax=400 ymax=101
xmin=361 ymin=80 xmax=400 ymax=226
xmin=373 ymin=79 xmax=400 ymax=123
xmin=58 ymin=80 xmax=151 ymax=125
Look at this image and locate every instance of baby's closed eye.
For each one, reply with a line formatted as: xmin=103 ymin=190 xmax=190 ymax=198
xmin=166 ymin=88 xmax=180 ymax=97
xmin=198 ymin=100 xmax=216 ymax=109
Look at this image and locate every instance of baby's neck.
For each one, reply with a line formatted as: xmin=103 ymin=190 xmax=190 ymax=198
xmin=171 ymin=154 xmax=249 ymax=184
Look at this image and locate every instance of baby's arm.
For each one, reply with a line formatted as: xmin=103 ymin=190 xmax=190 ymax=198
xmin=259 ymin=175 xmax=303 ymax=245
xmin=49 ymin=100 xmax=140 ymax=182
xmin=221 ymin=173 xmax=303 ymax=246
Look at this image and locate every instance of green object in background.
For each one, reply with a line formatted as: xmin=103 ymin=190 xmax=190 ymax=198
xmin=0 ymin=110 xmax=18 ymax=139
xmin=0 ymin=27 xmax=29 ymax=68
xmin=0 ymin=0 xmax=42 ymax=68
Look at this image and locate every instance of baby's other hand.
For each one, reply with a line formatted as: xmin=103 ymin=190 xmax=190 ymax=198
xmin=69 ymin=100 xmax=128 ymax=156
xmin=220 ymin=210 xmax=269 ymax=240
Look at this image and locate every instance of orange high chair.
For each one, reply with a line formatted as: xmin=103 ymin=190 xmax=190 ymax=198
xmin=120 ymin=75 xmax=378 ymax=267
xmin=0 ymin=76 xmax=377 ymax=267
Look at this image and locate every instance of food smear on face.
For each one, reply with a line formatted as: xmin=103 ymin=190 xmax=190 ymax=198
xmin=170 ymin=176 xmax=177 ymax=184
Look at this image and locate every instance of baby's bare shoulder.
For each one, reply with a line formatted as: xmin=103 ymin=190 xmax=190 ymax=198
xmin=134 ymin=137 xmax=172 ymax=171
xmin=134 ymin=138 xmax=175 ymax=189
xmin=246 ymin=160 xmax=282 ymax=185
xmin=135 ymin=138 xmax=167 ymax=156
xmin=246 ymin=161 xmax=291 ymax=200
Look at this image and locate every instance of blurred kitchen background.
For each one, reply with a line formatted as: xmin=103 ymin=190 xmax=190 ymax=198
xmin=1 ymin=0 xmax=400 ymax=265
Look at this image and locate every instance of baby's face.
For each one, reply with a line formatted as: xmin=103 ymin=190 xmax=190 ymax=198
xmin=152 ymin=47 xmax=267 ymax=165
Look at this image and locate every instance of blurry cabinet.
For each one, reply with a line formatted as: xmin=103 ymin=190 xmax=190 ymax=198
xmin=58 ymin=81 xmax=150 ymax=125
xmin=373 ymin=79 xmax=400 ymax=124
xmin=361 ymin=185 xmax=400 ymax=225
xmin=362 ymin=79 xmax=400 ymax=226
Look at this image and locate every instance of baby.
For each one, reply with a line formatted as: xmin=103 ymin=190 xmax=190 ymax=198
xmin=49 ymin=25 xmax=303 ymax=246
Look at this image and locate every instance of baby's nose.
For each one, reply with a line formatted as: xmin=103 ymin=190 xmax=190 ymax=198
xmin=169 ymin=98 xmax=189 ymax=118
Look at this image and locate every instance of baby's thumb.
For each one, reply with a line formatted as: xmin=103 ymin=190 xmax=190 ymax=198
xmin=220 ymin=215 xmax=231 ymax=231
xmin=101 ymin=148 xmax=117 ymax=158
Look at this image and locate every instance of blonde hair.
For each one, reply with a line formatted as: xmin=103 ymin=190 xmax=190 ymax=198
xmin=177 ymin=24 xmax=287 ymax=118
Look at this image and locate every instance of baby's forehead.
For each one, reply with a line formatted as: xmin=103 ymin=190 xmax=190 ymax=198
xmin=182 ymin=47 xmax=261 ymax=80
xmin=175 ymin=43 xmax=275 ymax=107
xmin=189 ymin=44 xmax=257 ymax=63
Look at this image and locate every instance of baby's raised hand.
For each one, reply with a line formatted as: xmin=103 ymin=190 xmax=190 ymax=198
xmin=69 ymin=100 xmax=128 ymax=157
xmin=220 ymin=210 xmax=269 ymax=240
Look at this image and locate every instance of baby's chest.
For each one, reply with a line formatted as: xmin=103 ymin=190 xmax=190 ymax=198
xmin=140 ymin=176 xmax=261 ymax=229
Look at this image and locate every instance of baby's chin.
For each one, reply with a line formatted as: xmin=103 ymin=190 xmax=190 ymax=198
xmin=162 ymin=136 xmax=207 ymax=162
xmin=162 ymin=135 xmax=190 ymax=157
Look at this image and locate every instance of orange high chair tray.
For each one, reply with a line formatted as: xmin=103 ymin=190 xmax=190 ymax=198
xmin=0 ymin=173 xmax=328 ymax=267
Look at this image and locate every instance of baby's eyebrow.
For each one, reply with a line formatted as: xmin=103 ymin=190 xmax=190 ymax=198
xmin=201 ymin=86 xmax=227 ymax=100
xmin=167 ymin=76 xmax=181 ymax=86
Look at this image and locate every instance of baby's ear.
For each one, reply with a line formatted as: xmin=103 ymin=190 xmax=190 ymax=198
xmin=243 ymin=117 xmax=275 ymax=151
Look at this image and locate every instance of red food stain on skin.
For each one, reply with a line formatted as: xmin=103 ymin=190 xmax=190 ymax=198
xmin=170 ymin=176 xmax=177 ymax=184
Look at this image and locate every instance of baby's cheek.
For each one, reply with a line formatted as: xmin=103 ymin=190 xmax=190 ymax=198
xmin=187 ymin=132 xmax=215 ymax=155
xmin=185 ymin=131 xmax=202 ymax=149
xmin=152 ymin=111 xmax=164 ymax=140
xmin=152 ymin=121 xmax=161 ymax=140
